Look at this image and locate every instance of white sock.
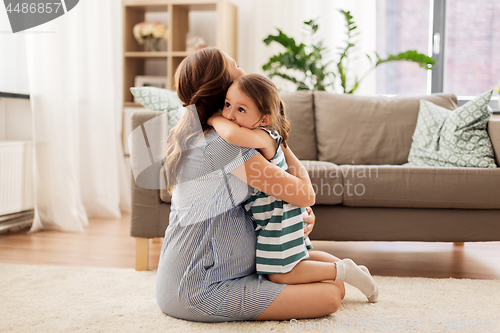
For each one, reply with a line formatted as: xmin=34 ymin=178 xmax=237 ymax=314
xmin=335 ymin=259 xmax=378 ymax=303
xmin=358 ymin=265 xmax=370 ymax=276
xmin=358 ymin=265 xmax=378 ymax=302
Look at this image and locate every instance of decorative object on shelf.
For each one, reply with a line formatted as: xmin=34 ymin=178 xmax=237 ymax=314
xmin=186 ymin=34 xmax=207 ymax=52
xmin=133 ymin=21 xmax=168 ymax=52
xmin=133 ymin=76 xmax=168 ymax=102
xmin=262 ymin=13 xmax=436 ymax=93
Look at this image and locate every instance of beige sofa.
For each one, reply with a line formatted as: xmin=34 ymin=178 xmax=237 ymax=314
xmin=130 ymin=92 xmax=500 ymax=270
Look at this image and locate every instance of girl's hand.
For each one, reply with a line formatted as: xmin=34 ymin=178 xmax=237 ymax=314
xmin=303 ymin=207 xmax=315 ymax=238
xmin=207 ymin=110 xmax=223 ymax=126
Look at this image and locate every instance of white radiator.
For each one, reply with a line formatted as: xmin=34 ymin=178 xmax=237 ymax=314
xmin=0 ymin=141 xmax=34 ymax=216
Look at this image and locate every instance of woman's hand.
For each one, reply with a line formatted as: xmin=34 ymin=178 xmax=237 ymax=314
xmin=207 ymin=110 xmax=223 ymax=126
xmin=303 ymin=207 xmax=315 ymax=238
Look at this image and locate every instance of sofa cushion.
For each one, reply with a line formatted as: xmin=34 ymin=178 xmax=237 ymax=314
xmin=280 ymin=91 xmax=317 ymax=160
xmin=301 ymin=161 xmax=343 ymax=205
xmin=341 ymin=165 xmax=500 ymax=209
xmin=314 ymin=92 xmax=458 ymax=165
xmin=130 ymin=87 xmax=183 ymax=112
xmin=407 ymin=91 xmax=496 ymax=168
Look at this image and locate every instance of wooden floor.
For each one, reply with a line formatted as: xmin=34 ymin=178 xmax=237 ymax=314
xmin=1 ymin=213 xmax=499 ymax=280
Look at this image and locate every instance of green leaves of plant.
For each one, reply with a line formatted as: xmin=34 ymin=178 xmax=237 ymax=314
xmin=337 ymin=10 xmax=359 ymax=93
xmin=263 ymin=29 xmax=306 ymax=56
xmin=262 ymin=19 xmax=335 ymax=91
xmin=374 ymin=50 xmax=437 ymax=69
xmin=262 ymin=11 xmax=437 ymax=93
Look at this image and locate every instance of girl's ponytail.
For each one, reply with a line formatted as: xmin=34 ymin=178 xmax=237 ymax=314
xmin=165 ymin=47 xmax=232 ymax=191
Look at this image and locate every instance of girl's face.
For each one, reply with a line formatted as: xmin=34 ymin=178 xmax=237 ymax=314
xmin=223 ymin=52 xmax=246 ymax=80
xmin=222 ymin=84 xmax=269 ymax=129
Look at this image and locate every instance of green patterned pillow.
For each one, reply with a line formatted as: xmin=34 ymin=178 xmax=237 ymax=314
xmin=130 ymin=87 xmax=183 ymax=111
xmin=130 ymin=87 xmax=184 ymax=130
xmin=407 ymin=90 xmax=496 ymax=168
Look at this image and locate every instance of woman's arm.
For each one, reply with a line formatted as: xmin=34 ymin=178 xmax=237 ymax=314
xmin=208 ymin=115 xmax=270 ymax=149
xmin=231 ymin=153 xmax=315 ymax=207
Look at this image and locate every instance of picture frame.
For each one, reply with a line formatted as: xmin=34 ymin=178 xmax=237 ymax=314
xmin=133 ymin=75 xmax=168 ymax=102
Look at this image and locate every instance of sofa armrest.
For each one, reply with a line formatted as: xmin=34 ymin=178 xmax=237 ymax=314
xmin=488 ymin=119 xmax=500 ymax=167
xmin=130 ymin=110 xmax=170 ymax=239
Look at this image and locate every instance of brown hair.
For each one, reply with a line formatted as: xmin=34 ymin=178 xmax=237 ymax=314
xmin=165 ymin=47 xmax=233 ymax=190
xmin=232 ymin=74 xmax=291 ymax=147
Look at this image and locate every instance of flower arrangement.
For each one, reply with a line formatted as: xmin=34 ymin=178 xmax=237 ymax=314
xmin=133 ymin=21 xmax=168 ymax=52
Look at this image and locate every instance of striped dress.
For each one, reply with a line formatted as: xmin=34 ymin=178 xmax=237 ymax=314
xmin=244 ymin=128 xmax=313 ymax=275
xmin=156 ymin=129 xmax=286 ymax=322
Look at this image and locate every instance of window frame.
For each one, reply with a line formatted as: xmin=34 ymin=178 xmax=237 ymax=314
xmin=429 ymin=0 xmax=499 ymax=112
xmin=429 ymin=0 xmax=446 ymax=94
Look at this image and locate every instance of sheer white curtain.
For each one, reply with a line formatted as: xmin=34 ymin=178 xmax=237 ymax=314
xmin=237 ymin=0 xmax=377 ymax=94
xmin=25 ymin=0 xmax=130 ymax=232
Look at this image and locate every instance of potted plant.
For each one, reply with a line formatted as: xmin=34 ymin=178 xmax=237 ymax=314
xmin=262 ymin=11 xmax=436 ymax=93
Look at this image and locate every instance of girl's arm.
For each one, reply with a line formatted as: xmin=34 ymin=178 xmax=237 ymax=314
xmin=281 ymin=145 xmax=310 ymax=179
xmin=208 ymin=115 xmax=270 ymax=149
xmin=231 ymin=153 xmax=315 ymax=207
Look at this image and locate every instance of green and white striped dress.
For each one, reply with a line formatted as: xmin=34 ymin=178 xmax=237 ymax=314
xmin=244 ymin=128 xmax=313 ymax=275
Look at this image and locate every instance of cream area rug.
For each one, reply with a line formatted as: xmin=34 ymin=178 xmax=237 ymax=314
xmin=1 ymin=263 xmax=500 ymax=333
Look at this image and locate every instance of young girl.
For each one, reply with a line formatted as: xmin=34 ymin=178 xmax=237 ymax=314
xmin=208 ymin=74 xmax=378 ymax=302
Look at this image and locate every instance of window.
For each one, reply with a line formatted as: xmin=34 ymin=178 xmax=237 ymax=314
xmin=376 ymin=0 xmax=500 ymax=98
xmin=376 ymin=0 xmax=431 ymax=95
xmin=442 ymin=0 xmax=500 ymax=96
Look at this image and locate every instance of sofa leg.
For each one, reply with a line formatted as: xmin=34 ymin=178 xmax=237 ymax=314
xmin=453 ymin=242 xmax=465 ymax=247
xmin=135 ymin=237 xmax=149 ymax=271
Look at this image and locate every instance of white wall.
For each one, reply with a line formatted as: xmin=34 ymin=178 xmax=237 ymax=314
xmin=0 ymin=98 xmax=33 ymax=141
xmin=0 ymin=8 xmax=30 ymax=95
xmin=0 ymin=6 xmax=33 ymax=142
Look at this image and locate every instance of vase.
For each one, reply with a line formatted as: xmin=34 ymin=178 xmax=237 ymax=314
xmin=148 ymin=38 xmax=160 ymax=52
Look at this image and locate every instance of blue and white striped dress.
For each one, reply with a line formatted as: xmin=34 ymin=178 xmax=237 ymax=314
xmin=244 ymin=128 xmax=313 ymax=275
xmin=156 ymin=129 xmax=286 ymax=322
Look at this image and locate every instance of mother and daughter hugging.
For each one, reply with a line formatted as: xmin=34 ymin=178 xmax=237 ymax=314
xmin=156 ymin=47 xmax=378 ymax=323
